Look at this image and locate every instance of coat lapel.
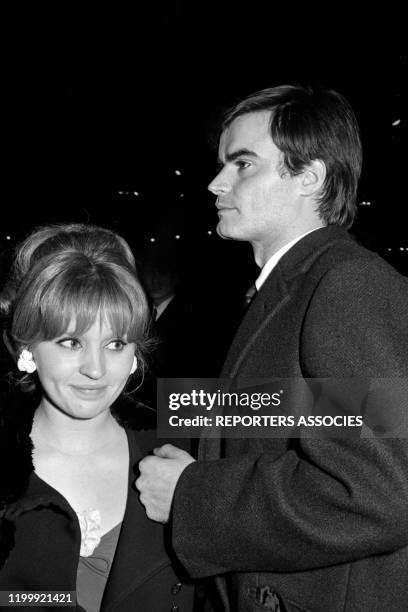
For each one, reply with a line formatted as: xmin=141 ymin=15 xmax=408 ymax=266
xmin=221 ymin=226 xmax=353 ymax=379
xmin=199 ymin=272 xmax=290 ymax=462
xmin=101 ymin=429 xmax=171 ymax=610
xmin=200 ymin=227 xmax=354 ymax=462
xmin=221 ymin=270 xmax=290 ymax=379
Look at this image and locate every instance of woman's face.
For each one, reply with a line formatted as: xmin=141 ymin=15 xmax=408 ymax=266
xmin=31 ymin=318 xmax=136 ymax=420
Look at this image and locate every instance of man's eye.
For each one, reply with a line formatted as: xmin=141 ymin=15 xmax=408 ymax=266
xmin=58 ymin=338 xmax=82 ymax=350
xmin=107 ymin=339 xmax=127 ymax=351
xmin=236 ymin=160 xmax=251 ymax=170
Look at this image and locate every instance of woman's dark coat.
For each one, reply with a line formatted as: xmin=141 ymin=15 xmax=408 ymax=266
xmin=0 ymin=395 xmax=194 ymax=611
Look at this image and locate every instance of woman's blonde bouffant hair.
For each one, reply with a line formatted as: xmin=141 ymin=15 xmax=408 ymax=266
xmin=0 ymin=223 xmax=151 ymax=387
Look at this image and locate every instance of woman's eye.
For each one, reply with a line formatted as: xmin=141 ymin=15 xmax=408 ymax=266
xmin=58 ymin=338 xmax=82 ymax=350
xmin=107 ymin=339 xmax=127 ymax=351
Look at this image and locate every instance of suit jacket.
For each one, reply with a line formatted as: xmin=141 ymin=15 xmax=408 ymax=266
xmin=171 ymin=226 xmax=408 ymax=612
xmin=0 ymin=396 xmax=194 ymax=612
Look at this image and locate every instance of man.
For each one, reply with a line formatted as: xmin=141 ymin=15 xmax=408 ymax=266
xmin=137 ymin=85 xmax=408 ymax=611
xmin=139 ymin=254 xmax=188 ymax=376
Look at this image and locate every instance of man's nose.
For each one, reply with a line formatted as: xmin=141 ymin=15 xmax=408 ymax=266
xmin=208 ymin=169 xmax=231 ymax=195
xmin=79 ymin=348 xmax=106 ymax=379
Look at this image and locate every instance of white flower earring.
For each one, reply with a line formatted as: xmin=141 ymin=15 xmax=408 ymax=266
xmin=130 ymin=355 xmax=138 ymax=375
xmin=17 ymin=349 xmax=37 ymax=374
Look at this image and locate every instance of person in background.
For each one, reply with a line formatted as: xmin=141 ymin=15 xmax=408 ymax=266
xmin=139 ymin=253 xmax=194 ymax=379
xmin=0 ymin=223 xmax=194 ymax=611
xmin=137 ymin=85 xmax=408 ymax=611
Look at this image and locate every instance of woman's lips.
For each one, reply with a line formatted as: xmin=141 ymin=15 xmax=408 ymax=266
xmin=70 ymin=386 xmax=107 ymax=399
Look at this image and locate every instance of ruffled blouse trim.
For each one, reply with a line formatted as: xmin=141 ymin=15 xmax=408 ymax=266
xmin=77 ymin=508 xmax=101 ymax=557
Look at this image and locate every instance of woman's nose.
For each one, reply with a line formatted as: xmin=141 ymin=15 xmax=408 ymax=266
xmin=79 ymin=348 xmax=106 ymax=379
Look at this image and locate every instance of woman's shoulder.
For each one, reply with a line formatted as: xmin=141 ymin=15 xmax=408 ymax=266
xmin=112 ymin=395 xmax=156 ymax=431
xmin=0 ymin=390 xmax=35 ymax=511
xmin=112 ymin=396 xmax=193 ymax=457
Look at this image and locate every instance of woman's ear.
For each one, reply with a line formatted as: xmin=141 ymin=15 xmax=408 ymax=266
xmin=130 ymin=355 xmax=138 ymax=375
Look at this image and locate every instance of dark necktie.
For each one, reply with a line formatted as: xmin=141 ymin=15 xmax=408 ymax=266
xmin=151 ymin=305 xmax=158 ymax=321
xmin=243 ymin=283 xmax=257 ymax=311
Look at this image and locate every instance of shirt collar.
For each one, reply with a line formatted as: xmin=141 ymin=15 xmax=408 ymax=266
xmin=255 ymin=227 xmax=323 ymax=291
xmin=155 ymin=295 xmax=175 ymax=320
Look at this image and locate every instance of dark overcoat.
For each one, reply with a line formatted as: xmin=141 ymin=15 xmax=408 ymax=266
xmin=172 ymin=227 xmax=408 ymax=612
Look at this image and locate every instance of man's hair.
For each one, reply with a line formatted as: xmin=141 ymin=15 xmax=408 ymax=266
xmin=0 ymin=223 xmax=151 ymax=375
xmin=221 ymin=84 xmax=363 ymax=228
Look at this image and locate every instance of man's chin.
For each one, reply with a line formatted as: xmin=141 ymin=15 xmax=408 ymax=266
xmin=216 ymin=222 xmax=234 ymax=240
xmin=216 ymin=222 xmax=245 ymax=242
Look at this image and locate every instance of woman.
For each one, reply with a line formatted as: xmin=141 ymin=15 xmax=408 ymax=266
xmin=0 ymin=223 xmax=194 ymax=611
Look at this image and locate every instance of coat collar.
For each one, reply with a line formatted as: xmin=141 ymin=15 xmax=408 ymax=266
xmin=101 ymin=428 xmax=179 ymax=609
xmin=0 ymin=392 xmax=174 ymax=602
xmin=0 ymin=393 xmax=155 ymax=512
xmin=221 ymin=227 xmax=354 ymax=378
xmin=275 ymin=225 xmax=353 ymax=282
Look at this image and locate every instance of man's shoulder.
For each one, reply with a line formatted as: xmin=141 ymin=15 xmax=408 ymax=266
xmin=304 ymin=229 xmax=378 ymax=272
xmin=270 ymin=228 xmax=408 ymax=314
xmin=302 ymin=234 xmax=408 ymax=335
xmin=293 ymin=227 xmax=404 ymax=286
xmin=315 ymin=242 xmax=407 ymax=292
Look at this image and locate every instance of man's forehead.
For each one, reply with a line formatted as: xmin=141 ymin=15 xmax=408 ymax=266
xmin=218 ymin=111 xmax=274 ymax=157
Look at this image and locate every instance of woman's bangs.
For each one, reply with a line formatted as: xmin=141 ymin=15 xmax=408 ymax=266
xmin=101 ymin=285 xmax=136 ymax=341
xmin=41 ymin=278 xmax=139 ymax=341
xmin=39 ymin=281 xmax=103 ymax=339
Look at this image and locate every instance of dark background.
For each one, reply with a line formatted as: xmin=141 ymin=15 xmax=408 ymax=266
xmin=2 ymin=4 xmax=405 ymax=283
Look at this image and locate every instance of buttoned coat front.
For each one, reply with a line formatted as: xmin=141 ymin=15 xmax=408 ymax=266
xmin=172 ymin=226 xmax=408 ymax=612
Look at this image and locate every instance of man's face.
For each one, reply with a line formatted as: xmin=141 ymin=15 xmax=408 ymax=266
xmin=208 ymin=111 xmax=302 ymax=259
xmin=140 ymin=263 xmax=178 ymax=305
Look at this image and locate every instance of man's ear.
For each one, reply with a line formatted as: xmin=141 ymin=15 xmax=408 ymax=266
xmin=299 ymin=160 xmax=326 ymax=197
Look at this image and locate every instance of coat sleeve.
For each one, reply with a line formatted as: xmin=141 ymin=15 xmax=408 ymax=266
xmin=170 ymin=257 xmax=408 ymax=577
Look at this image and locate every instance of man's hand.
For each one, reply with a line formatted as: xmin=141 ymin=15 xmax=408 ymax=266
xmin=136 ymin=444 xmax=196 ymax=523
